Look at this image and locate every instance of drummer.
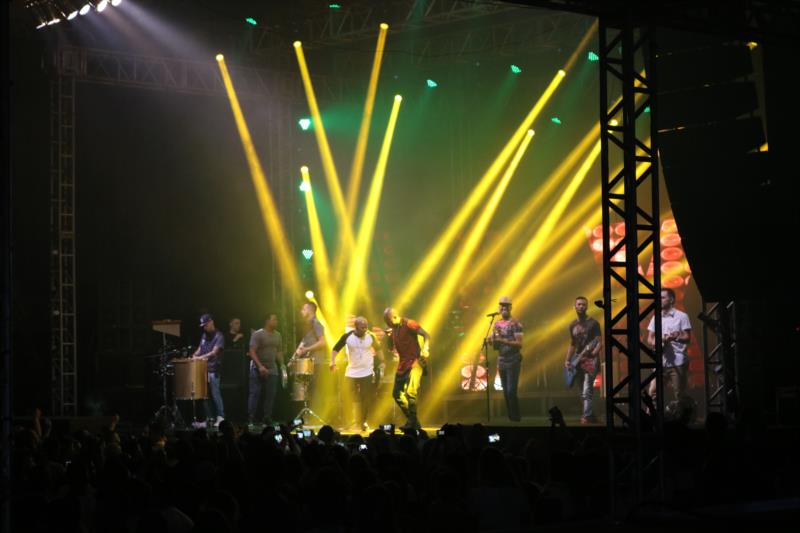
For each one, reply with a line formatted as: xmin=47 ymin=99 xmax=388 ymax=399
xmin=295 ymin=302 xmax=332 ymax=416
xmin=192 ymin=313 xmax=225 ymax=427
xmin=247 ymin=313 xmax=285 ymax=426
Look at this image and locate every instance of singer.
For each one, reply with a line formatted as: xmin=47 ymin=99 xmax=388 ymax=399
xmin=491 ymin=296 xmax=524 ymax=422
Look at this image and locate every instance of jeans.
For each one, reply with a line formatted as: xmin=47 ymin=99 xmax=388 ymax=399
xmin=205 ymin=372 xmax=225 ymax=419
xmin=580 ymin=370 xmax=597 ymax=418
xmin=393 ymin=361 xmax=423 ymax=427
xmin=348 ymin=375 xmax=374 ymax=426
xmin=248 ymin=365 xmax=278 ymax=422
xmin=498 ymin=360 xmax=521 ymax=421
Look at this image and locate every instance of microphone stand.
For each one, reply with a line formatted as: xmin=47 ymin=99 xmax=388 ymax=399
xmin=480 ymin=314 xmax=499 ymax=422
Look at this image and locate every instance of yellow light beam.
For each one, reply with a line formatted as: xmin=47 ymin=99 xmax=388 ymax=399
xmin=421 ymin=140 xmax=602 ymax=418
xmin=564 ymin=18 xmax=598 ymax=73
xmin=345 ymin=23 xmax=389 ymax=216
xmin=217 ymin=56 xmax=302 ymax=296
xmin=339 ymin=95 xmax=403 ymax=317
xmin=300 ymin=166 xmax=339 ymax=322
xmin=394 ymin=69 xmax=567 ymax=311
xmin=294 ymin=41 xmax=355 ymax=257
xmin=464 ymin=122 xmax=601 ymax=288
xmin=420 ymin=129 xmax=535 ymax=337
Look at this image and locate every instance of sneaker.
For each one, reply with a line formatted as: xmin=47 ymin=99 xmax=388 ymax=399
xmin=214 ymin=416 xmax=225 ymax=427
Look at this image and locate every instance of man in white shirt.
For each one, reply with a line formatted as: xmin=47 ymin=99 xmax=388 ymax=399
xmin=647 ymin=288 xmax=692 ymax=405
xmin=330 ymin=316 xmax=381 ymax=432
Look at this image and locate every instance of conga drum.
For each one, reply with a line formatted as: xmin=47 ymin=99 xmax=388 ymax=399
xmin=172 ymin=358 xmax=208 ymax=400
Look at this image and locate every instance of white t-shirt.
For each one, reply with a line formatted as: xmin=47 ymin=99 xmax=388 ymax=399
xmin=647 ymin=307 xmax=692 ymax=368
xmin=333 ymin=330 xmax=377 ymax=378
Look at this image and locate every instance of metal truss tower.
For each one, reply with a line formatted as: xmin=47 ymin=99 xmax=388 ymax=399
xmin=49 ymin=74 xmax=78 ymax=416
xmin=599 ymin=12 xmax=663 ymax=513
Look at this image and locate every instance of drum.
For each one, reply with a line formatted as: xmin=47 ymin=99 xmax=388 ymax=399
xmin=288 ymin=357 xmax=314 ymax=376
xmin=290 ymin=379 xmax=307 ymax=401
xmin=172 ymin=358 xmax=208 ymax=400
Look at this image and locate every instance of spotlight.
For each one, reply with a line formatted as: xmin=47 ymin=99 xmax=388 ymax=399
xmin=79 ymin=3 xmax=92 ymax=15
xmin=245 ymin=17 xmax=257 ymax=26
xmin=426 ymin=79 xmax=438 ymax=88
xmin=299 ymin=180 xmax=311 ymax=192
xmin=293 ymin=41 xmax=302 ymax=48
xmin=510 ymin=64 xmax=522 ymax=74
xmin=302 ymin=249 xmax=314 ymax=260
xmin=67 ymin=10 xmax=78 ymax=20
xmin=97 ymin=0 xmax=108 ymax=13
xmin=298 ymin=117 xmax=312 ymax=131
xmin=551 ymin=117 xmax=562 ymax=125
xmin=47 ymin=18 xmax=61 ymax=25
xmin=111 ymin=0 xmax=123 ymax=5
xmin=305 ymin=290 xmax=315 ymax=300
xmin=380 ymin=22 xmax=389 ymax=30
xmin=394 ymin=94 xmax=402 ymax=102
xmin=215 ymin=53 xmax=224 ymax=61
xmin=588 ymin=51 xmax=599 ymax=61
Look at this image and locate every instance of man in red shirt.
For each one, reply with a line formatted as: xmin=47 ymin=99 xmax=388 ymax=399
xmin=383 ymin=307 xmax=430 ymax=430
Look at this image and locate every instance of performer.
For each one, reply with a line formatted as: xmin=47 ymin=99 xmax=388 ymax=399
xmin=492 ymin=296 xmax=524 ymax=422
xmin=647 ymin=288 xmax=692 ymax=406
xmin=247 ymin=313 xmax=285 ymax=425
xmin=383 ymin=307 xmax=430 ymax=430
xmin=330 ymin=316 xmax=381 ymax=432
xmin=295 ymin=301 xmax=327 ymax=411
xmin=296 ymin=302 xmax=326 ymax=361
xmin=227 ymin=317 xmax=246 ymax=350
xmin=564 ymin=296 xmax=602 ymax=424
xmin=192 ymin=313 xmax=225 ymax=427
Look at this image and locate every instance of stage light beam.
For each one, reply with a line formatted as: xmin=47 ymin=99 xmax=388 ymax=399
xmin=395 ymin=68 xmax=567 ymax=311
xmin=340 ymin=95 xmax=403 ymax=317
xmin=345 ymin=22 xmax=389 ymax=217
xmin=420 ymin=129 xmax=535 ymax=337
xmin=216 ymin=56 xmax=303 ymax=297
xmin=301 ymin=165 xmax=340 ymax=323
xmin=294 ymin=41 xmax=355 ymax=262
xmin=97 ymin=0 xmax=108 ymax=13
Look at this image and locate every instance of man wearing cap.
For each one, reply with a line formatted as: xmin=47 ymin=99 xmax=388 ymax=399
xmin=383 ymin=307 xmax=430 ymax=430
xmin=192 ymin=313 xmax=225 ymax=427
xmin=492 ymin=296 xmax=523 ymax=422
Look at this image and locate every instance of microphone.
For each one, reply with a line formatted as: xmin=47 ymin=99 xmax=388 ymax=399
xmin=486 ymin=311 xmax=500 ymax=317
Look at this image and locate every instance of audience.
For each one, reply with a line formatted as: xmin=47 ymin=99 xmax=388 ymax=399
xmin=6 ymin=408 xmax=798 ymax=532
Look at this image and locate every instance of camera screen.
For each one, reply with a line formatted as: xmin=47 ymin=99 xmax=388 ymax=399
xmin=382 ymin=424 xmax=394 ymax=433
xmin=437 ymin=429 xmax=445 ymax=436
xmin=293 ymin=418 xmax=303 ymax=427
xmin=274 ymin=434 xmax=283 ymax=443
xmin=488 ymin=433 xmax=500 ymax=443
xmin=358 ymin=444 xmax=368 ymax=451
xmin=302 ymin=429 xmax=312 ymax=438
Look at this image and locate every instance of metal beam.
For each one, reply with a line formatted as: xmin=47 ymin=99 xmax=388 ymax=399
xmin=599 ymin=10 xmax=663 ymax=514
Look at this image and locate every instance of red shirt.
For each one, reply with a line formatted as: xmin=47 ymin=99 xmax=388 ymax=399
xmin=389 ymin=318 xmax=421 ymax=373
